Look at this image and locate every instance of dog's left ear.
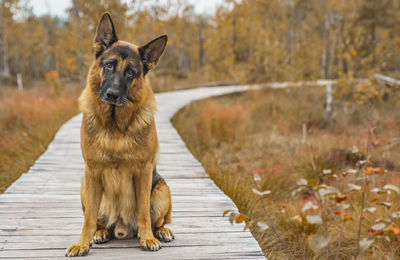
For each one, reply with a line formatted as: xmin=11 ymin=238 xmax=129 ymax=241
xmin=94 ymin=13 xmax=118 ymax=58
xmin=139 ymin=35 xmax=168 ymax=75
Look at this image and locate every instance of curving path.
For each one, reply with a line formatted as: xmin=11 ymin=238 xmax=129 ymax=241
xmin=0 ymin=86 xmax=264 ymax=259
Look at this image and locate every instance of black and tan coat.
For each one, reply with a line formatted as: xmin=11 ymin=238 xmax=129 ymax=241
xmin=66 ymin=13 xmax=173 ymax=257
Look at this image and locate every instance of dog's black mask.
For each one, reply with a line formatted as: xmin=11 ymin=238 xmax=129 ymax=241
xmin=99 ymin=46 xmax=141 ymax=106
xmin=93 ymin=13 xmax=167 ymax=106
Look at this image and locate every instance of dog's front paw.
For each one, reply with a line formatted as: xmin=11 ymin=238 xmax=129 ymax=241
xmin=93 ymin=229 xmax=111 ymax=244
xmin=140 ymin=237 xmax=161 ymax=251
xmin=65 ymin=242 xmax=90 ymax=257
xmin=155 ymin=227 xmax=174 ymax=242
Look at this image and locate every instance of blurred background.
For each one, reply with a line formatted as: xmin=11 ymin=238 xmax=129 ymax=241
xmin=1 ymin=0 xmax=400 ymax=91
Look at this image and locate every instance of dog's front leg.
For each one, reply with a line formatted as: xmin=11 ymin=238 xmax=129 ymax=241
xmin=135 ymin=163 xmax=161 ymax=251
xmin=66 ymin=168 xmax=103 ymax=257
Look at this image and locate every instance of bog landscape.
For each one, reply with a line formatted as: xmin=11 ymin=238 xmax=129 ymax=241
xmin=1 ymin=0 xmax=400 ymax=259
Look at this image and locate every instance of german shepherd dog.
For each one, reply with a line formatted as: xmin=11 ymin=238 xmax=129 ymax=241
xmin=66 ymin=13 xmax=173 ymax=257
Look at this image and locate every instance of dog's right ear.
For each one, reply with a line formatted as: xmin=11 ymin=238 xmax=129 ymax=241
xmin=94 ymin=13 xmax=118 ymax=58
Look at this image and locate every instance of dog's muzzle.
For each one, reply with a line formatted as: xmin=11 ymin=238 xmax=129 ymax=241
xmin=101 ymin=88 xmax=125 ymax=106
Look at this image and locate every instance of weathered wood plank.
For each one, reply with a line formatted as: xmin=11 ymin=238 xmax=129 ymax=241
xmin=0 ymin=86 xmax=264 ymax=259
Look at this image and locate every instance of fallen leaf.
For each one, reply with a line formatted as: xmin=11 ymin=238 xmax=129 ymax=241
xmin=347 ymin=169 xmax=358 ymax=174
xmin=371 ymin=222 xmax=386 ymax=231
xmin=344 ymin=183 xmax=361 ymax=193
xmin=358 ymin=160 xmax=367 ymax=166
xmin=252 ymin=188 xmax=271 ymax=196
xmin=297 ymin=178 xmax=307 ymax=186
xmin=383 ymin=184 xmax=400 ymax=194
xmin=235 ymin=213 xmax=246 ymax=223
xmin=376 ymin=218 xmax=392 ymax=224
xmin=364 ymin=167 xmax=385 ymax=174
xmin=335 ymin=195 xmax=348 ymax=203
xmin=223 ymin=210 xmax=232 ymax=217
xmin=369 ymin=197 xmax=379 ymax=203
xmin=393 ymin=227 xmax=400 ymax=235
xmin=306 ymin=215 xmax=323 ymax=225
xmin=371 ymin=188 xmax=388 ymax=194
xmin=322 ymin=169 xmax=332 ymax=175
xmin=378 ymin=202 xmax=392 ymax=209
xmin=369 ymin=229 xmax=383 ymax=235
xmin=384 ymin=224 xmax=394 ymax=232
xmin=314 ymin=184 xmax=328 ymax=191
xmin=302 ymin=201 xmax=318 ymax=213
xmin=344 ymin=216 xmax=353 ymax=222
xmin=392 ymin=212 xmax=400 ymax=219
xmin=359 ymin=238 xmax=374 ymax=252
xmin=332 ymin=204 xmax=350 ymax=212
xmin=308 ymin=235 xmax=329 ymax=252
xmin=364 ymin=207 xmax=377 ymax=213
xmin=253 ymin=173 xmax=261 ymax=182
xmin=308 ymin=179 xmax=319 ymax=186
xmin=257 ymin=221 xmax=269 ymax=231
xmin=334 ymin=211 xmax=345 ymax=216
xmin=243 ymin=222 xmax=250 ymax=231
xmin=292 ymin=215 xmax=302 ymax=222
xmin=318 ymin=186 xmax=340 ymax=198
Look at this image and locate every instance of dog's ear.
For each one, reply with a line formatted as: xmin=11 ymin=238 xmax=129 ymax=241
xmin=138 ymin=35 xmax=168 ymax=75
xmin=94 ymin=13 xmax=118 ymax=58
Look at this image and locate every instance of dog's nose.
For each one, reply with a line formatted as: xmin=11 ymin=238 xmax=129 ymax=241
xmin=106 ymin=88 xmax=120 ymax=101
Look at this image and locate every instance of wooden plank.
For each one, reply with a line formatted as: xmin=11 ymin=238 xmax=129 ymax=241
xmin=0 ymin=86 xmax=263 ymax=259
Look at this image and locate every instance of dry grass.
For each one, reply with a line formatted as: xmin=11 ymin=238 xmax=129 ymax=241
xmin=0 ymin=82 xmax=80 ymax=193
xmin=172 ymin=86 xmax=400 ymax=259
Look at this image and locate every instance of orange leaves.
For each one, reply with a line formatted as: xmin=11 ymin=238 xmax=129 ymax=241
xmin=344 ymin=216 xmax=353 ymax=222
xmin=223 ymin=210 xmax=249 ymax=230
xmin=243 ymin=222 xmax=251 ymax=231
xmin=364 ymin=167 xmax=385 ymax=174
xmin=368 ymin=223 xmax=400 ymax=236
xmin=334 ymin=211 xmax=345 ymax=216
xmin=392 ymin=227 xmax=400 ymax=235
xmin=235 ymin=213 xmax=247 ymax=223
xmin=222 ymin=210 xmax=232 ymax=217
xmin=45 ymin=70 xmax=58 ymax=80
xmin=291 ymin=215 xmax=302 ymax=222
xmin=335 ymin=195 xmax=348 ymax=203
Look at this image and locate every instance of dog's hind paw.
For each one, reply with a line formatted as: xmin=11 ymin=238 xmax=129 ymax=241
xmin=155 ymin=227 xmax=174 ymax=242
xmin=93 ymin=229 xmax=111 ymax=244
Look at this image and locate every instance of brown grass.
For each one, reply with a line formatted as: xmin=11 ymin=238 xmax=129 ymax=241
xmin=0 ymin=82 xmax=80 ymax=193
xmin=172 ymin=86 xmax=400 ymax=259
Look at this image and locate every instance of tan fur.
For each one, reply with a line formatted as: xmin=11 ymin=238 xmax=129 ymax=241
xmin=66 ymin=20 xmax=172 ymax=257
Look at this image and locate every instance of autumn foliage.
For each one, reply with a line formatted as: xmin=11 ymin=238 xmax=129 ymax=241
xmin=173 ymin=86 xmax=400 ymax=258
xmin=1 ymin=0 xmax=400 ymax=91
xmin=0 ymin=86 xmax=78 ymax=192
xmin=45 ymin=70 xmax=62 ymax=95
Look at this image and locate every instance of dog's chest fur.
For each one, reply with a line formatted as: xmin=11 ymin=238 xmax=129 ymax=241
xmin=99 ymin=166 xmax=137 ymax=228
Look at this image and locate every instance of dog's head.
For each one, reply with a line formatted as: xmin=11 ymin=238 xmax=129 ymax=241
xmin=93 ymin=13 xmax=167 ymax=106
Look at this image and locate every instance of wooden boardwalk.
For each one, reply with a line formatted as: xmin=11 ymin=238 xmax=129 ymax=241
xmin=0 ymin=86 xmax=264 ymax=259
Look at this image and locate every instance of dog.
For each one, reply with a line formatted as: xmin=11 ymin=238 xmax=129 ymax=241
xmin=66 ymin=12 xmax=173 ymax=257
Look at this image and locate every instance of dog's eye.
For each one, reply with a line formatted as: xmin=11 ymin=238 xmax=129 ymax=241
xmin=105 ymin=63 xmax=114 ymax=71
xmin=126 ymin=69 xmax=135 ymax=78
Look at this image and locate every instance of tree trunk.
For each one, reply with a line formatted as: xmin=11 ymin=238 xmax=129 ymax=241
xmin=198 ymin=18 xmax=205 ymax=73
xmin=71 ymin=0 xmax=86 ymax=87
xmin=0 ymin=0 xmax=10 ymax=79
